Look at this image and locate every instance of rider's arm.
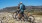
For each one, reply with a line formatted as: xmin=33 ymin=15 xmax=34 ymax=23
xmin=18 ymin=4 xmax=20 ymax=9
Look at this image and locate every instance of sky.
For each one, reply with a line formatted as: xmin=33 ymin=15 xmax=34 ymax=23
xmin=0 ymin=0 xmax=42 ymax=9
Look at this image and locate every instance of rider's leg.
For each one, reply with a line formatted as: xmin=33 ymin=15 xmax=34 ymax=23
xmin=17 ymin=11 xmax=23 ymax=20
xmin=17 ymin=10 xmax=22 ymax=19
xmin=16 ymin=13 xmax=21 ymax=21
xmin=22 ymin=12 xmax=24 ymax=17
xmin=21 ymin=12 xmax=24 ymax=21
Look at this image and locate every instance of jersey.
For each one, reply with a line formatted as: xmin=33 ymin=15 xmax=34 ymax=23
xmin=20 ymin=4 xmax=25 ymax=12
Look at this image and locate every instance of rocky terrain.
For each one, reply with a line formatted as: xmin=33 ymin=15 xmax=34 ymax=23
xmin=0 ymin=12 xmax=42 ymax=23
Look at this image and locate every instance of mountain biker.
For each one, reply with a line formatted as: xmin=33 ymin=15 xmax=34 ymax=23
xmin=17 ymin=2 xmax=26 ymax=20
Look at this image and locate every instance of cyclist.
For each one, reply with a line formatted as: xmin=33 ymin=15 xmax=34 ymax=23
xmin=17 ymin=2 xmax=26 ymax=20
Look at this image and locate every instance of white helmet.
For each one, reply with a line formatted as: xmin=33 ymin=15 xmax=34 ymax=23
xmin=20 ymin=2 xmax=22 ymax=4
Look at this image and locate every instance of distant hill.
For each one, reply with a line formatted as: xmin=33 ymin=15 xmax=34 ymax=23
xmin=0 ymin=6 xmax=42 ymax=12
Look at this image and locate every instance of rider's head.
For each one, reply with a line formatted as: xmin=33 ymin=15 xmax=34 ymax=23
xmin=20 ymin=2 xmax=22 ymax=4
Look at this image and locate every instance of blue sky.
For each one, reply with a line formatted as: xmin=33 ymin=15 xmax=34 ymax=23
xmin=0 ymin=0 xmax=42 ymax=9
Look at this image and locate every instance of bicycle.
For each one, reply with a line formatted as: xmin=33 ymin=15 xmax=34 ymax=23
xmin=12 ymin=10 xmax=35 ymax=23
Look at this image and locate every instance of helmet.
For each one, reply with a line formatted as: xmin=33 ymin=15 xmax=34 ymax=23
xmin=20 ymin=2 xmax=22 ymax=4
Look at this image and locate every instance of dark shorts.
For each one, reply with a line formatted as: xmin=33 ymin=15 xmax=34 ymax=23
xmin=18 ymin=10 xmax=24 ymax=17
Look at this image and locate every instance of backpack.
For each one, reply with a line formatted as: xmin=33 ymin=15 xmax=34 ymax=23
xmin=23 ymin=5 xmax=26 ymax=10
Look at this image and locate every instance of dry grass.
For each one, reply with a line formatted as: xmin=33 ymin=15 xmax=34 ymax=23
xmin=32 ymin=12 xmax=42 ymax=15
xmin=0 ymin=12 xmax=42 ymax=23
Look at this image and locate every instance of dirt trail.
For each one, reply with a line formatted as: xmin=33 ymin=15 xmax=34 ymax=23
xmin=0 ymin=12 xmax=42 ymax=23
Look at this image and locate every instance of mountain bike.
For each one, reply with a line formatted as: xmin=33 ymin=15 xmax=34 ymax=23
xmin=12 ymin=10 xmax=35 ymax=23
